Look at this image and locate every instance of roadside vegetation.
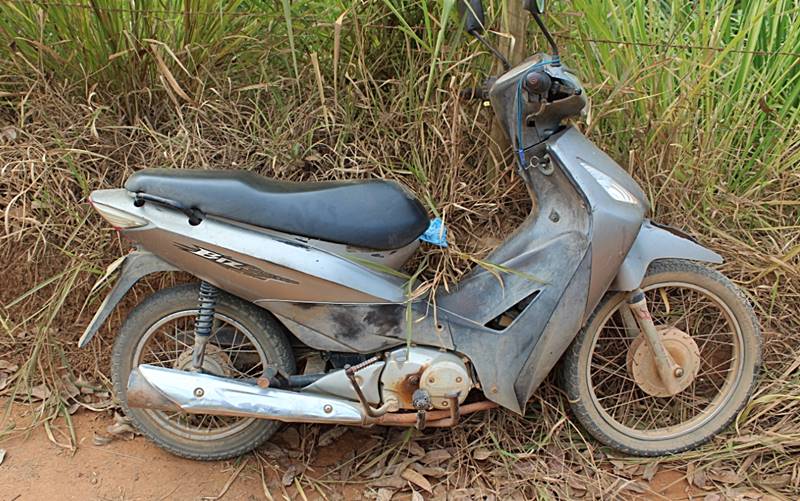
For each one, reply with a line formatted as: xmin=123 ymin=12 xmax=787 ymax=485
xmin=1 ymin=0 xmax=798 ymax=497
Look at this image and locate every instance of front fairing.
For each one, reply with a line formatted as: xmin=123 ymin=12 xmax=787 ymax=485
xmin=546 ymin=127 xmax=648 ymax=311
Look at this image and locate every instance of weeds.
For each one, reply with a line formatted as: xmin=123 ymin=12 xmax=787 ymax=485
xmin=1 ymin=0 xmax=799 ymax=497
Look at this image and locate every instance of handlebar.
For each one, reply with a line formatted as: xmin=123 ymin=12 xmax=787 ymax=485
xmin=459 ymin=87 xmax=490 ymax=101
xmin=459 ymin=77 xmax=497 ymax=101
xmin=460 ymin=69 xmax=579 ymax=103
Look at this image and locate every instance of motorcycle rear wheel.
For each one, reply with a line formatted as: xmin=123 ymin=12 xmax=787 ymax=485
xmin=111 ymin=283 xmax=295 ymax=460
xmin=561 ymin=259 xmax=761 ymax=456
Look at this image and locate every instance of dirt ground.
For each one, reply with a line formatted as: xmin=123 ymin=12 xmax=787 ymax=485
xmin=0 ymin=402 xmax=709 ymax=501
xmin=0 ymin=405 xmax=369 ymax=501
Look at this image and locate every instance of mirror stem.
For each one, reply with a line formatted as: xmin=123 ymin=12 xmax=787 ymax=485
xmin=530 ymin=11 xmax=560 ymax=65
xmin=471 ymin=31 xmax=511 ymax=71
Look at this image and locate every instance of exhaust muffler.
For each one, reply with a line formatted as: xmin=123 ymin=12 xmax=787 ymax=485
xmin=127 ymin=364 xmax=366 ymax=425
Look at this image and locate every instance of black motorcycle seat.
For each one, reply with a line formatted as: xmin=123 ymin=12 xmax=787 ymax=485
xmin=125 ymin=168 xmax=429 ymax=250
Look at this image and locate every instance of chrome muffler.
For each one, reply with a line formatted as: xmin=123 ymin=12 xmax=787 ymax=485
xmin=127 ymin=364 xmax=366 ymax=425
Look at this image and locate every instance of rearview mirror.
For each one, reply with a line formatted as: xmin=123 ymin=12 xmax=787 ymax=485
xmin=459 ymin=0 xmax=486 ymax=35
xmin=524 ymin=0 xmax=546 ymax=14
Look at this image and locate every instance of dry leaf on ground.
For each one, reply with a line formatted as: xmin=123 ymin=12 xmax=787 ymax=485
xmin=93 ymin=434 xmax=113 ymax=446
xmin=29 ymin=384 xmax=51 ymax=401
xmin=692 ymin=468 xmax=708 ymax=489
xmin=376 ymin=488 xmax=395 ymax=501
xmin=421 ymin=449 xmax=451 ymax=466
xmin=642 ymin=461 xmax=659 ymax=482
xmin=709 ymin=469 xmax=742 ymax=485
xmin=0 ymin=126 xmax=17 ymax=142
xmin=410 ymin=463 xmax=448 ymax=478
xmin=370 ymin=476 xmax=406 ymax=490
xmin=401 ymin=467 xmax=432 ymax=493
xmin=259 ymin=442 xmax=287 ymax=460
xmin=407 ymin=441 xmax=425 ymax=458
xmin=281 ymin=465 xmax=299 ymax=487
xmin=106 ymin=413 xmax=137 ymax=439
xmin=0 ymin=360 xmax=18 ymax=372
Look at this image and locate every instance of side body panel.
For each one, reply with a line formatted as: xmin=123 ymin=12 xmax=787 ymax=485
xmin=263 ymin=302 xmax=454 ymax=353
xmin=434 ymin=126 xmax=646 ymax=412
xmin=85 ymin=126 xmax=647 ymax=414
xmin=91 ymin=189 xmax=409 ymax=304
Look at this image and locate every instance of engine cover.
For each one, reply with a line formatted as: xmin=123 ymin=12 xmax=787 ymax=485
xmin=380 ymin=348 xmax=472 ymax=410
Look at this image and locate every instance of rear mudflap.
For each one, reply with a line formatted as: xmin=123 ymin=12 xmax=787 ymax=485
xmin=78 ymin=250 xmax=177 ymax=348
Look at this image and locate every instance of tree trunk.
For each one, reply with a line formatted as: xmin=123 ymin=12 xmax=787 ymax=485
xmin=488 ymin=1 xmax=528 ymax=179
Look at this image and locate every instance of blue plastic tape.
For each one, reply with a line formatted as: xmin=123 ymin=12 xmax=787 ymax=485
xmin=420 ymin=218 xmax=448 ymax=247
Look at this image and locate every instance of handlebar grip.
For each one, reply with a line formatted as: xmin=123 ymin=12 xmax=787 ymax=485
xmin=524 ymin=70 xmax=552 ymax=95
xmin=459 ymin=87 xmax=489 ymax=101
xmin=459 ymin=77 xmax=497 ymax=102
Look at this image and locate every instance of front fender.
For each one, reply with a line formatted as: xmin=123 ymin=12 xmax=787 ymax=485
xmin=78 ymin=250 xmax=178 ymax=348
xmin=610 ymin=221 xmax=722 ymax=291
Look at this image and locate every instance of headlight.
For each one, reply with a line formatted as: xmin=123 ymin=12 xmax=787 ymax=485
xmin=580 ymin=162 xmax=639 ymax=205
xmin=91 ymin=201 xmax=147 ymax=229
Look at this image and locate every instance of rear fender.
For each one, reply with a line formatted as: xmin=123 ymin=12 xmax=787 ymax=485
xmin=610 ymin=220 xmax=722 ymax=291
xmin=78 ymin=250 xmax=177 ymax=348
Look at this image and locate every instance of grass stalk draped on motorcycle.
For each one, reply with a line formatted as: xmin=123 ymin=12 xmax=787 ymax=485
xmin=80 ymin=0 xmax=761 ymax=459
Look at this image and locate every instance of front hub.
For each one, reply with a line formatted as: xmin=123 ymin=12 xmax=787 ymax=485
xmin=626 ymin=327 xmax=701 ymax=397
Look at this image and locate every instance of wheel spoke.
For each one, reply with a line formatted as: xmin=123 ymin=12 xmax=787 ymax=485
xmin=588 ymin=280 xmax=743 ymax=435
xmin=135 ymin=309 xmax=271 ymax=438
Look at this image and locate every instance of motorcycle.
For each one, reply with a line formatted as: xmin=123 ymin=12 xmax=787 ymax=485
xmin=80 ymin=0 xmax=761 ymax=459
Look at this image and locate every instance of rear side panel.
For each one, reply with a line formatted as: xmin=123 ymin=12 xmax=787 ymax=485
xmin=91 ymin=189 xmax=409 ymax=305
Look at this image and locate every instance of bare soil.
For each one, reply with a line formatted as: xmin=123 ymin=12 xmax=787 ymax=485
xmin=3 ymin=412 xmax=263 ymax=500
xmin=0 ymin=405 xmax=371 ymax=501
xmin=0 ymin=402 xmax=713 ymax=501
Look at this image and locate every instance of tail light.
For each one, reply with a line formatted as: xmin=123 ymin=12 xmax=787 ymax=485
xmin=90 ymin=200 xmax=147 ymax=229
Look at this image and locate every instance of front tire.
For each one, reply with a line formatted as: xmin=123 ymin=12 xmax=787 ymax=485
xmin=561 ymin=259 xmax=761 ymax=456
xmin=112 ymin=284 xmax=295 ymax=460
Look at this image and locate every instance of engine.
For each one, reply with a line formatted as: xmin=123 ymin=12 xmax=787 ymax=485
xmin=380 ymin=347 xmax=473 ymax=410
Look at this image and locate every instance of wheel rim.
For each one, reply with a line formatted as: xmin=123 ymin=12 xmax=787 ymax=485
xmin=132 ymin=310 xmax=268 ymax=441
xmin=586 ymin=281 xmax=744 ymax=441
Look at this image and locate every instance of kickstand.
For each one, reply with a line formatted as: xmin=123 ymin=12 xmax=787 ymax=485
xmin=415 ymin=410 xmax=427 ymax=430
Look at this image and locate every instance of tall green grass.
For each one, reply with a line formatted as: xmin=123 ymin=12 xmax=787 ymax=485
xmin=0 ymin=0 xmax=342 ymax=118
xmin=565 ymin=0 xmax=800 ymax=195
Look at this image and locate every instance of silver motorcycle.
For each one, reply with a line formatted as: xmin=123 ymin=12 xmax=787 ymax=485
xmin=80 ymin=0 xmax=761 ymax=458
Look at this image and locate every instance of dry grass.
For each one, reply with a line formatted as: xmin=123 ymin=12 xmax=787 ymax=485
xmin=1 ymin=0 xmax=799 ymax=498
xmin=1 ymin=75 xmax=798 ymax=500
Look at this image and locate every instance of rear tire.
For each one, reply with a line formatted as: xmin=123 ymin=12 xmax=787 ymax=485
xmin=112 ymin=284 xmax=295 ymax=460
xmin=561 ymin=259 xmax=761 ymax=456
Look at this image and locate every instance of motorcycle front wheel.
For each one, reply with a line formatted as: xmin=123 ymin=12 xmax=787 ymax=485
xmin=561 ymin=259 xmax=761 ymax=456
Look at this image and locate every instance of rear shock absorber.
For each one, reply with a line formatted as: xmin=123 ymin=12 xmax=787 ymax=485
xmin=191 ymin=281 xmax=219 ymax=370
